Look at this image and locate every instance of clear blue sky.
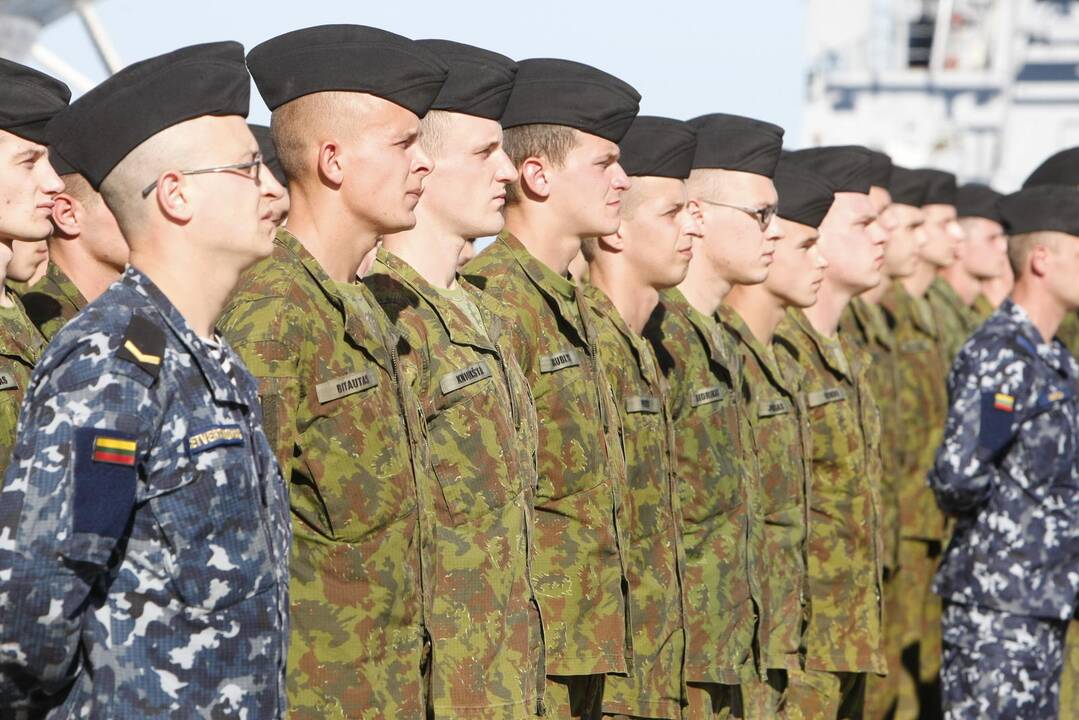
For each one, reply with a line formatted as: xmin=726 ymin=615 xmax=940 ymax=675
xmin=32 ymin=0 xmax=807 ymax=138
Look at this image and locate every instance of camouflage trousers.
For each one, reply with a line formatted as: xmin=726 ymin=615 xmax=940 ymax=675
xmin=684 ymin=682 xmax=745 ymax=720
xmin=940 ymin=602 xmax=1067 ymax=720
xmin=743 ymin=669 xmax=864 ymax=719
xmin=547 ymin=674 xmax=606 ymax=719
xmin=865 ymin=569 xmax=902 ymax=718
xmin=887 ymin=538 xmax=943 ymax=720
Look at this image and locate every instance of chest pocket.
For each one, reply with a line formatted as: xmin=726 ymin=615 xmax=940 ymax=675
xmin=426 ymin=358 xmax=517 ymax=524
xmin=1019 ymin=386 xmax=1078 ymax=492
xmin=806 ymin=386 xmax=857 ymax=466
xmin=678 ymin=383 xmax=745 ymax=524
xmin=530 ymin=344 xmax=604 ymax=501
xmin=148 ymin=432 xmax=275 ymax=612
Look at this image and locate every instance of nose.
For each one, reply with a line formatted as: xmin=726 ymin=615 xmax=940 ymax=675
xmin=412 ymin=145 xmax=434 ymax=178
xmin=610 ymin=162 xmax=631 ymax=192
xmin=496 ymin=149 xmax=519 ymax=185
xmin=39 ymin=161 xmax=65 ymax=196
xmin=260 ymin=164 xmax=285 ymax=201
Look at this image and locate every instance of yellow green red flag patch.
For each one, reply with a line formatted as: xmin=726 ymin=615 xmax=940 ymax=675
xmin=92 ymin=435 xmax=137 ymax=466
xmin=993 ymin=393 xmax=1015 ymax=412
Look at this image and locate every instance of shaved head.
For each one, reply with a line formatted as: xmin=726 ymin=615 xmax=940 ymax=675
xmin=271 ymin=91 xmax=381 ymax=183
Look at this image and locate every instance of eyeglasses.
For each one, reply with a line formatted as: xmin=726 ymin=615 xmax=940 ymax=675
xmin=141 ymin=153 xmax=263 ymax=198
xmin=698 ymin=199 xmax=778 ymax=230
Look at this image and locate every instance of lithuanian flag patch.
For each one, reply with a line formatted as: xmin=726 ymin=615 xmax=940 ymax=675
xmin=993 ymin=393 xmax=1015 ymax=412
xmin=92 ymin=435 xmax=137 ymax=466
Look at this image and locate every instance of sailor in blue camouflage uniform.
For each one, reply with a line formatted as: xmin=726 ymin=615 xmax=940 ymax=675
xmin=929 ymin=185 xmax=1079 ymax=720
xmin=0 ymin=42 xmax=290 ymax=717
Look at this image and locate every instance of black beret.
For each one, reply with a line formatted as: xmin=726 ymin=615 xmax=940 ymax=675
xmin=47 ymin=41 xmax=250 ymax=190
xmin=913 ymin=168 xmax=958 ymax=206
xmin=249 ymin=124 xmax=286 ymax=186
xmin=0 ymin=58 xmax=70 ymax=144
xmin=867 ymin=150 xmax=893 ymax=189
xmin=956 ymin=183 xmax=1004 ymax=224
xmin=499 ymin=58 xmax=640 ymax=142
xmin=248 ymin=25 xmax=448 ymax=116
xmin=784 ymin=146 xmax=875 ymax=194
xmin=998 ymin=185 xmax=1079 ymax=236
xmin=416 ymin=40 xmax=516 ymax=121
xmin=687 ymin=113 xmax=784 ymax=178
xmin=1023 ymin=147 xmax=1079 ymax=188
xmin=889 ymin=165 xmax=926 ymax=207
xmin=774 ymin=161 xmax=835 ymax=229
xmin=48 ymin=147 xmax=77 ymax=177
xmin=618 ymin=116 xmax=696 ymax=179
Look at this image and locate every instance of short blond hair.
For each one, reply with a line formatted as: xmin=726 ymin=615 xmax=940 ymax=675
xmin=501 ymin=124 xmax=577 ymax=204
xmin=1008 ymin=231 xmax=1062 ymax=278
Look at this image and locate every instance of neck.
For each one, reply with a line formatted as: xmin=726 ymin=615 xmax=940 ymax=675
xmin=381 ymin=224 xmax=465 ymax=290
xmin=287 ymin=183 xmax=379 ymax=282
xmin=52 ymin=244 xmax=121 ymax=302
xmin=1012 ymin=281 xmax=1067 ymax=344
xmin=128 ymin=243 xmax=239 ymax=338
xmin=0 ymin=246 xmax=9 ymax=307
xmin=726 ymin=284 xmax=785 ymax=346
xmin=803 ymin=279 xmax=852 ymax=337
xmin=900 ymin=260 xmax=937 ymax=298
xmin=504 ymin=205 xmax=580 ymax=275
xmin=589 ymin=261 xmax=659 ymax=335
xmin=860 ymin=278 xmax=890 ymax=305
xmin=678 ymin=256 xmax=730 ymax=316
xmin=939 ymin=263 xmax=981 ymax=306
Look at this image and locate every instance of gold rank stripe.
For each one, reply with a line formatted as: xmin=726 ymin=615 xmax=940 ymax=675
xmin=123 ymin=340 xmax=161 ymax=366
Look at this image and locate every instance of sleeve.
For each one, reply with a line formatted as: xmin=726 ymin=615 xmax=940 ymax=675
xmin=0 ymin=362 xmax=152 ymax=704
xmin=928 ymin=349 xmax=1025 ymax=514
xmin=219 ymin=297 xmax=303 ymax=479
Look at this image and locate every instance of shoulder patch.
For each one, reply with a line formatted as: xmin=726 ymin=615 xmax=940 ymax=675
xmin=74 ymin=428 xmax=138 ymax=539
xmin=978 ymin=391 xmax=1018 ymax=460
xmin=117 ymin=314 xmax=165 ymax=381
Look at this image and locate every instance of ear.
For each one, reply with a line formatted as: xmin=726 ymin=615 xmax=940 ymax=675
xmin=156 ymin=171 xmax=193 ymax=224
xmin=519 ymin=157 xmax=550 ymax=200
xmin=597 ymin=232 xmax=624 ymax=252
xmin=1029 ymin=243 xmax=1051 ymax=278
xmin=317 ymin=142 xmax=344 ymax=188
xmin=50 ymin=193 xmax=80 ymax=239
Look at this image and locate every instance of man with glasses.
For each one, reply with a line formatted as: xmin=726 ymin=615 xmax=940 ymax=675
xmin=0 ymin=42 xmax=290 ymax=716
xmin=648 ymin=111 xmax=780 ymax=718
xmin=218 ymin=25 xmax=448 ymax=718
xmin=0 ymin=60 xmax=66 ymax=481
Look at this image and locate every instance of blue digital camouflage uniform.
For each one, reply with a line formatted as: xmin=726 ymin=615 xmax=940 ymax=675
xmin=929 ymin=299 xmax=1079 ymax=720
xmin=0 ymin=267 xmax=291 ymax=718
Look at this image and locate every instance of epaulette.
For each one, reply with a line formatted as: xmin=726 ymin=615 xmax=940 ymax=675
xmin=116 ymin=314 xmax=165 ymax=381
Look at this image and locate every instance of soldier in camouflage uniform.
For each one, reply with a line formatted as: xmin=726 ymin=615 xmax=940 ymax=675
xmin=722 ymin=159 xmax=826 ymax=718
xmin=463 ymin=58 xmax=639 ymax=718
xmin=18 ymin=140 xmax=127 ymax=341
xmin=927 ymin=183 xmax=1008 ymax=366
xmin=874 ymin=168 xmax=955 ymax=720
xmin=929 ymin=185 xmax=1079 ymax=720
xmin=0 ymin=60 xmax=66 ymax=481
xmin=581 ymin=116 xmax=700 ymax=719
xmin=777 ymin=148 xmax=888 ymax=717
xmin=364 ymin=41 xmax=544 ymax=718
xmin=672 ymin=112 xmax=783 ymax=718
xmin=0 ymin=42 xmax=291 ymax=716
xmin=219 ymin=26 xmax=448 ymax=719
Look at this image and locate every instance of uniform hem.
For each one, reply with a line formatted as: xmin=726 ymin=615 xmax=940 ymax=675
xmin=546 ymin=654 xmax=629 ymax=677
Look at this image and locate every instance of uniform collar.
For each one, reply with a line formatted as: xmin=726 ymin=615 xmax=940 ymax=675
xmin=120 ymin=265 xmax=248 ymax=408
xmin=718 ymin=303 xmax=802 ymax=395
xmin=275 ymin=227 xmax=396 ymax=375
xmin=786 ymin=308 xmax=853 ymax=381
xmin=372 ymin=247 xmax=496 ymax=352
xmin=498 ymin=230 xmax=577 ymax=300
xmin=659 ymin=287 xmax=732 ymax=368
xmin=43 ymin=261 xmax=88 ymax=311
xmin=585 ymin=283 xmax=659 ymax=387
xmin=1003 ymin=298 xmax=1073 ymax=375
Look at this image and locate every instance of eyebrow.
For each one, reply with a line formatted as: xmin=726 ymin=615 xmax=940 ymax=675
xmin=12 ymin=147 xmax=43 ymax=162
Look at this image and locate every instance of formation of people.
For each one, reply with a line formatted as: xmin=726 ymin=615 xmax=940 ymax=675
xmin=0 ymin=23 xmax=1076 ymax=720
